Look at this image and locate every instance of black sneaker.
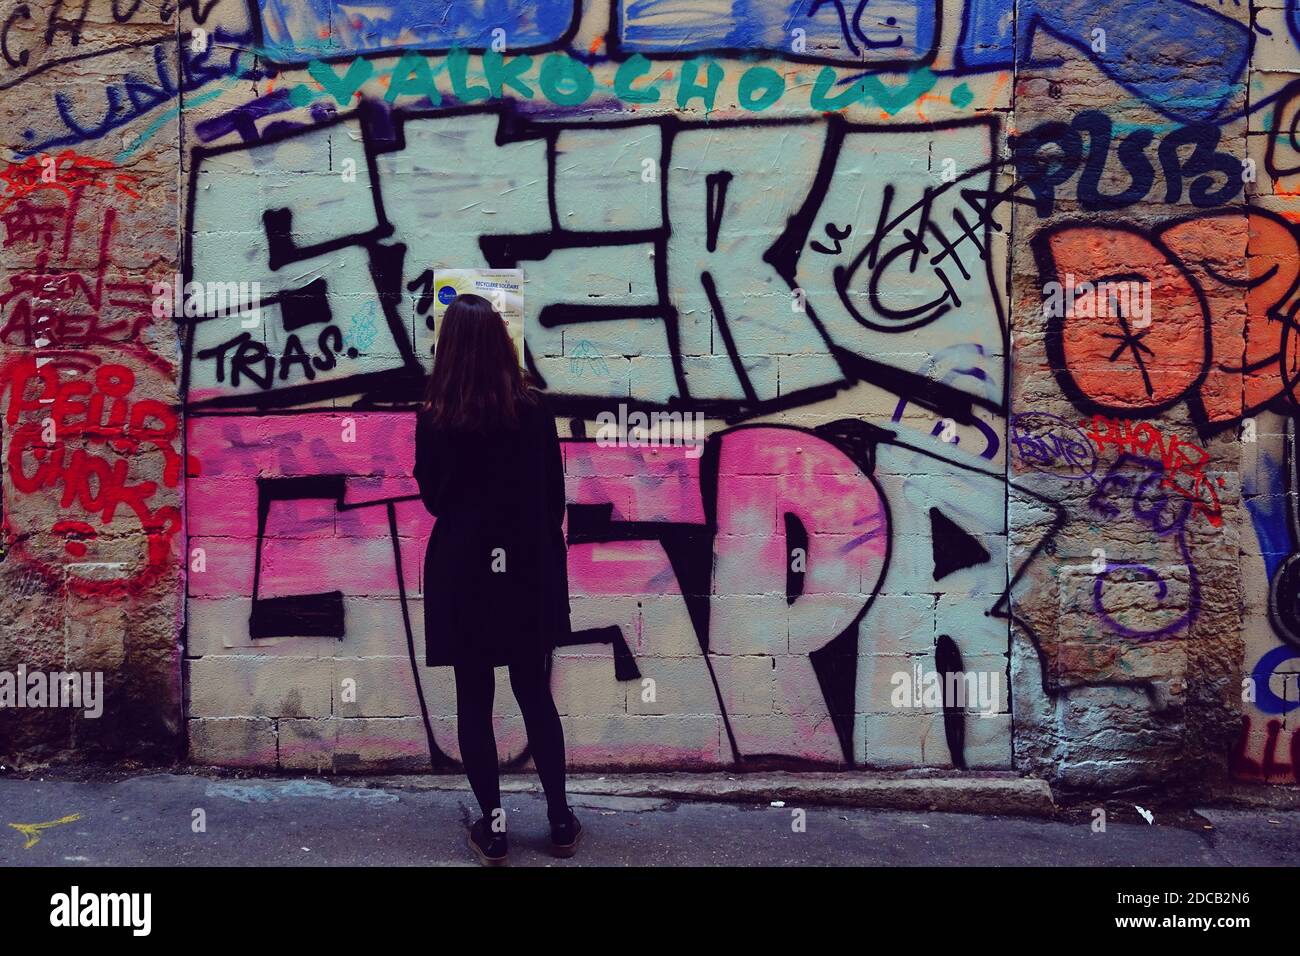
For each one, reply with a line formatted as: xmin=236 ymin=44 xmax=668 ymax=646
xmin=549 ymin=809 xmax=582 ymax=858
xmin=467 ymin=817 xmax=508 ymax=866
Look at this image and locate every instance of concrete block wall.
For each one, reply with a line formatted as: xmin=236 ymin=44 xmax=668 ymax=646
xmin=1 ymin=0 xmax=1296 ymax=791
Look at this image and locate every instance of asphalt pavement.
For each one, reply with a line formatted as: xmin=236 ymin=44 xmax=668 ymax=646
xmin=1 ymin=772 xmax=1296 ymax=866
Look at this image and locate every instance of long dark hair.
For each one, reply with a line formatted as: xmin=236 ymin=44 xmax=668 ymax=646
xmin=422 ymin=292 xmax=536 ymax=431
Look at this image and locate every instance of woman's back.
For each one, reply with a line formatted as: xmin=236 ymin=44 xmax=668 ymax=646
xmin=416 ymin=390 xmax=562 ymax=525
xmin=419 ymin=395 xmax=548 ymax=524
xmin=415 ymin=388 xmax=569 ymax=666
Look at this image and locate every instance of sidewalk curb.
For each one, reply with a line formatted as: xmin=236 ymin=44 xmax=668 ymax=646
xmin=371 ymin=771 xmax=1059 ymax=817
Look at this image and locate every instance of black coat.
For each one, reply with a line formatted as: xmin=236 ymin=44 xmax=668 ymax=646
xmin=413 ymin=390 xmax=571 ymax=667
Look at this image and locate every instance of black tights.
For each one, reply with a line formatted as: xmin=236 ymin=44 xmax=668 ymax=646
xmin=454 ymin=653 xmax=570 ymax=825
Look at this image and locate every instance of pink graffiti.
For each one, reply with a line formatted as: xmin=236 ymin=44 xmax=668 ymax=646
xmin=186 ymin=414 xmax=890 ymax=765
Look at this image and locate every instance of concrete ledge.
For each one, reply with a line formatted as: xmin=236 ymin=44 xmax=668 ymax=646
xmin=371 ymin=770 xmax=1058 ymax=817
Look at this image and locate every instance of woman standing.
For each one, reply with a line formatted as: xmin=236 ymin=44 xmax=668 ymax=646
xmin=413 ymin=293 xmax=580 ymax=866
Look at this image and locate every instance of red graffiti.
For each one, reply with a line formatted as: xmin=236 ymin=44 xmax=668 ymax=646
xmin=1232 ymin=716 xmax=1300 ymax=785
xmin=1085 ymin=415 xmax=1224 ymax=527
xmin=0 ymin=177 xmax=155 ymax=349
xmin=0 ymin=351 xmax=198 ymax=595
xmin=0 ymin=151 xmax=140 ymax=214
xmin=1 ymin=200 xmax=64 ymax=249
xmin=50 ymin=519 xmax=97 ymax=558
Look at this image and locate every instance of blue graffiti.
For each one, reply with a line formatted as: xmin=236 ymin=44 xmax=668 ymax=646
xmin=1008 ymin=412 xmax=1096 ymax=481
xmin=21 ymin=28 xmax=259 ymax=154
xmin=957 ymin=0 xmax=1250 ymax=123
xmin=341 ymin=302 xmax=381 ymax=353
xmin=1087 ymin=454 xmax=1201 ymax=640
xmin=256 ymin=0 xmax=577 ymax=62
xmin=617 ymin=0 xmax=936 ymax=64
xmin=1246 ymin=443 xmax=1290 ymax=580
xmin=1251 ymin=645 xmax=1300 ymax=715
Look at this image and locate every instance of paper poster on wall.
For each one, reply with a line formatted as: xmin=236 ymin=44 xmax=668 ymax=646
xmin=431 ymin=269 xmax=525 ymax=367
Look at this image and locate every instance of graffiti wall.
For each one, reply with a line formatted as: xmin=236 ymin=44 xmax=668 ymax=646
xmin=1 ymin=0 xmax=1295 ymax=788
